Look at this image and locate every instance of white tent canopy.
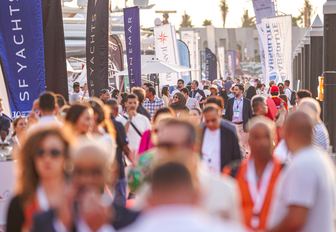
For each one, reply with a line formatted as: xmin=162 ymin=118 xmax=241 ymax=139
xmin=115 ymin=59 xmax=192 ymax=76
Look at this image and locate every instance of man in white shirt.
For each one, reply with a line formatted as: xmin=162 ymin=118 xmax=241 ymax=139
xmin=69 ymin=82 xmax=82 ymax=104
xmin=171 ymin=79 xmax=185 ymax=97
xmin=267 ymin=111 xmax=336 ymax=232
xmin=202 ymin=106 xmax=241 ymax=175
xmin=117 ymin=94 xmax=151 ymax=153
xmin=284 ymin=80 xmax=293 ymax=106
xmin=181 ymin=88 xmax=200 ymax=110
xmin=122 ymin=162 xmax=245 ymax=232
xmin=29 ymin=92 xmax=62 ymax=131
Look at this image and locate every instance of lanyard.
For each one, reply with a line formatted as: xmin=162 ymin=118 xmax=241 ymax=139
xmin=246 ymin=160 xmax=274 ymax=229
xmin=235 ymin=98 xmax=243 ymax=110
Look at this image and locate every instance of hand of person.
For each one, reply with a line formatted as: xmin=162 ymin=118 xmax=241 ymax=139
xmin=80 ymin=190 xmax=110 ymax=231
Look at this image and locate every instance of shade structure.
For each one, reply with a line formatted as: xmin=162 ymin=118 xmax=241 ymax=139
xmin=115 ymin=60 xmax=192 ymax=76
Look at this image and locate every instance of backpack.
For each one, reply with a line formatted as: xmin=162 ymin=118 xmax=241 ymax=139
xmin=289 ymin=89 xmax=297 ymax=105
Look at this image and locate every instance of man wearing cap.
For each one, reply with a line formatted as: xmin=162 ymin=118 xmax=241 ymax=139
xmin=270 ymin=86 xmax=285 ymax=110
xmin=69 ymin=82 xmax=82 ymax=104
xmin=99 ymin=89 xmax=111 ymax=104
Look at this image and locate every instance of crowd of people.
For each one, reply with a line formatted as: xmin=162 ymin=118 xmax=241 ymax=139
xmin=0 ymin=76 xmax=335 ymax=232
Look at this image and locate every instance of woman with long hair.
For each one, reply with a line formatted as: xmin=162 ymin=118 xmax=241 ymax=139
xmin=65 ymin=103 xmax=94 ymax=136
xmin=11 ymin=116 xmax=27 ymax=147
xmin=6 ymin=127 xmax=71 ymax=232
xmin=88 ymin=98 xmax=116 ymax=158
xmin=161 ymin=86 xmax=170 ymax=107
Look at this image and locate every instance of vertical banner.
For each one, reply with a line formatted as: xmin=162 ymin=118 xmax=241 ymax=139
xmin=0 ymin=0 xmax=46 ymax=117
xmin=154 ymin=24 xmax=180 ymax=86
xmin=227 ymin=50 xmax=237 ymax=78
xmin=86 ymin=0 xmax=109 ymax=96
xmin=177 ymin=40 xmax=191 ymax=84
xmin=204 ymin=48 xmax=217 ymax=81
xmin=217 ymin=46 xmax=225 ymax=79
xmin=42 ymin=0 xmax=68 ymax=100
xmin=181 ymin=30 xmax=199 ymax=81
xmin=252 ymin=0 xmax=276 ymax=24
xmin=109 ymin=35 xmax=124 ymax=90
xmin=259 ymin=16 xmax=292 ymax=84
xmin=252 ymin=0 xmax=276 ymax=82
xmin=123 ymin=6 xmax=141 ymax=88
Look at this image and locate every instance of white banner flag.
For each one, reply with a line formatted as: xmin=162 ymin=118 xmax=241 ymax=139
xmin=259 ymin=16 xmax=292 ymax=85
xmin=217 ymin=46 xmax=225 ymax=79
xmin=154 ymin=24 xmax=180 ymax=86
xmin=180 ymin=30 xmax=200 ymax=81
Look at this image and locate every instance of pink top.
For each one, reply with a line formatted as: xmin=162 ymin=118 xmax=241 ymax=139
xmin=138 ymin=130 xmax=154 ymax=155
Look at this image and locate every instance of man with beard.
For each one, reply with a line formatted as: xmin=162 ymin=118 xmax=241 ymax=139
xmin=117 ymin=94 xmax=151 ymax=154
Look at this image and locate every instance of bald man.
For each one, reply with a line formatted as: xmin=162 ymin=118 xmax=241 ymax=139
xmin=267 ymin=112 xmax=336 ymax=232
xmin=224 ymin=116 xmax=284 ymax=231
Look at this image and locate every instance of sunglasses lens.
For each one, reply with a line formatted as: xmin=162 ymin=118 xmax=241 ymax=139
xmin=50 ymin=149 xmax=62 ymax=158
xmin=35 ymin=148 xmax=62 ymax=158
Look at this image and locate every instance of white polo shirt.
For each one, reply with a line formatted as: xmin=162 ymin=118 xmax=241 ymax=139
xmin=268 ymin=145 xmax=336 ymax=232
xmin=116 ymin=113 xmax=151 ymax=152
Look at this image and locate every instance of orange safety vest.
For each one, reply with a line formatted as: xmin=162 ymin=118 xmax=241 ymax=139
xmin=226 ymin=158 xmax=283 ymax=230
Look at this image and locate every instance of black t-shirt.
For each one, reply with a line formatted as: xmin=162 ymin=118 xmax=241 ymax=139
xmin=111 ymin=117 xmax=128 ymax=179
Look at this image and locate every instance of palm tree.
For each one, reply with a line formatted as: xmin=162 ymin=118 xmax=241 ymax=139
xmin=180 ymin=11 xmax=193 ymax=28
xmin=219 ymin=0 xmax=229 ymax=28
xmin=302 ymin=0 xmax=313 ymax=27
xmin=203 ymin=19 xmax=212 ymax=26
xmin=241 ymin=10 xmax=255 ymax=28
xmin=294 ymin=0 xmax=314 ymax=27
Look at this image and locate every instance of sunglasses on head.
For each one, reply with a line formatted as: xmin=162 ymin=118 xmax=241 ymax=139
xmin=35 ymin=148 xmax=62 ymax=158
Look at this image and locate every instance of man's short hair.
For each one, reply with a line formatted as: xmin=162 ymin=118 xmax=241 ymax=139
xmin=284 ymin=80 xmax=290 ymax=86
xmin=205 ymin=96 xmax=224 ymax=109
xmin=297 ymin=89 xmax=312 ymax=99
xmin=126 ymin=93 xmax=138 ymax=102
xmin=251 ymin=95 xmax=266 ymax=109
xmin=234 ymin=84 xmax=244 ymax=92
xmin=203 ymin=105 xmax=220 ymax=115
xmin=178 ymin=79 xmax=184 ymax=84
xmin=56 ymin=94 xmax=66 ymax=108
xmin=39 ymin=91 xmax=56 ymax=112
xmin=148 ymin=87 xmax=156 ymax=96
xmin=99 ymin=89 xmax=109 ymax=96
xmin=143 ymin=82 xmax=153 ymax=88
xmin=106 ymin=99 xmax=118 ymax=108
xmin=192 ymin=80 xmax=199 ymax=87
xmin=150 ymin=162 xmax=193 ymax=191
xmin=180 ymin=88 xmax=189 ymax=95
xmin=132 ymin=87 xmax=145 ymax=104
xmin=73 ymin=82 xmax=80 ymax=88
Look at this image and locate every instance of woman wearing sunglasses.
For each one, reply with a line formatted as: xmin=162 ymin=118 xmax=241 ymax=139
xmin=31 ymin=139 xmax=139 ymax=232
xmin=6 ymin=127 xmax=71 ymax=232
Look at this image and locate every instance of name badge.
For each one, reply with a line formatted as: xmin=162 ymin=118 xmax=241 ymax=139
xmin=233 ymin=110 xmax=240 ymax=118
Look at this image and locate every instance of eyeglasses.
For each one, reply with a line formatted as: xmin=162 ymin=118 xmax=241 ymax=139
xmin=35 ymin=148 xmax=63 ymax=158
xmin=73 ymin=167 xmax=103 ymax=177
